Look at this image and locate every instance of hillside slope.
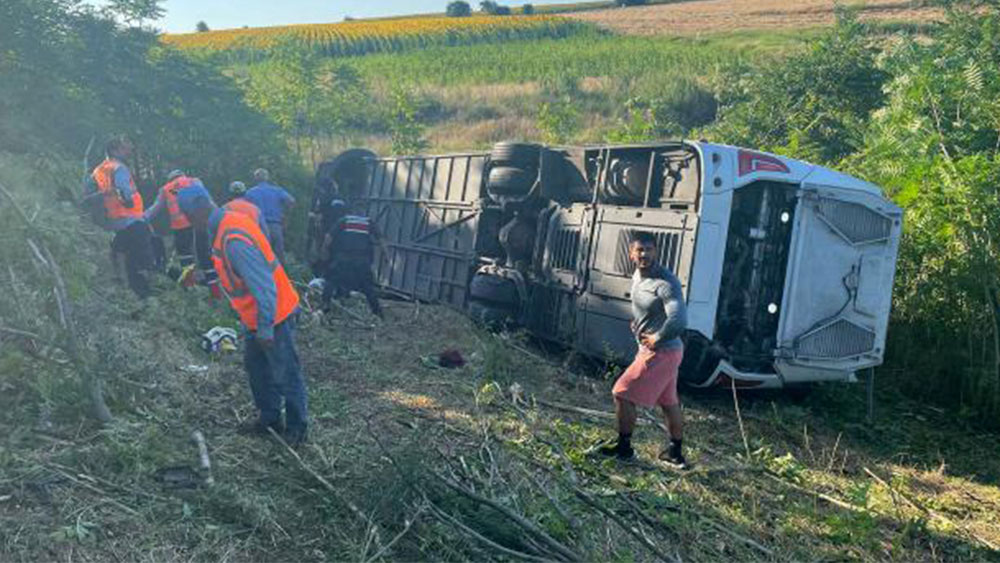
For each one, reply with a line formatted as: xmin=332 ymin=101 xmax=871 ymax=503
xmin=1 ymin=198 xmax=998 ymax=561
xmin=569 ymin=0 xmax=943 ymax=35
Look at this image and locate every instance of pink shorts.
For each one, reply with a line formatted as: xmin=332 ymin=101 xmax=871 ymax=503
xmin=613 ymin=346 xmax=684 ymax=407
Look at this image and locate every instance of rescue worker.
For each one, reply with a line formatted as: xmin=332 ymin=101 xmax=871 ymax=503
xmin=145 ymin=170 xmax=199 ymax=272
xmin=225 ymin=181 xmax=266 ymax=229
xmin=599 ymin=231 xmax=689 ymax=469
xmin=321 ymin=200 xmax=383 ymax=319
xmin=177 ymin=185 xmax=309 ymax=445
xmin=245 ymin=168 xmax=295 ymax=264
xmin=90 ymin=137 xmax=154 ymax=298
xmin=145 ymin=170 xmax=221 ymax=297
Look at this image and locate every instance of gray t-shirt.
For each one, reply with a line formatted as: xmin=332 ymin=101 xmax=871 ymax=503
xmin=631 ymin=265 xmax=687 ymax=350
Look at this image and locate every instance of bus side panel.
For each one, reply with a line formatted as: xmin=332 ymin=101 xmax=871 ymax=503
xmin=362 ymin=154 xmax=488 ymax=307
xmin=577 ymin=206 xmax=698 ymax=362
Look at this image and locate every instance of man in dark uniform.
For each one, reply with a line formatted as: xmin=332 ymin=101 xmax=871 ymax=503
xmin=320 ymin=200 xmax=383 ymax=319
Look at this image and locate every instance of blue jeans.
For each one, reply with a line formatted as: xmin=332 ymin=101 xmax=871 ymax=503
xmin=244 ymin=314 xmax=308 ymax=434
xmin=268 ymin=222 xmax=286 ymax=264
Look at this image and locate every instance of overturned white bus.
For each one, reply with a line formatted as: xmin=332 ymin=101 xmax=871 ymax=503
xmin=314 ymin=141 xmax=902 ymax=389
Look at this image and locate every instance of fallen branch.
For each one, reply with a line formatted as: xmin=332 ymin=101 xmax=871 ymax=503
xmin=764 ymin=472 xmax=866 ymax=514
xmin=0 ymin=326 xmax=44 ymax=342
xmin=363 ymin=502 xmax=428 ymax=563
xmin=572 ymin=486 xmax=679 ymax=563
xmin=191 ymin=431 xmax=214 ymax=487
xmin=731 ymin=378 xmax=751 ymax=459
xmin=863 ymin=466 xmax=999 ymax=552
xmin=429 ymin=468 xmax=582 ymax=562
xmin=426 ymin=499 xmax=558 ymax=563
xmin=48 ymin=467 xmax=139 ymax=517
xmin=268 ymin=428 xmax=383 ymax=553
xmin=519 ymin=466 xmax=581 ymax=531
xmin=0 ymin=180 xmax=112 ymax=423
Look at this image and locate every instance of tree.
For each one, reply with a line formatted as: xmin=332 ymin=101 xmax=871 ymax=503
xmin=480 ymin=1 xmax=499 ymax=14
xmin=195 ymin=20 xmax=209 ymax=32
xmin=387 ymin=87 xmax=428 ymax=155
xmin=522 ymin=4 xmax=535 ymax=14
xmin=103 ymin=0 xmax=164 ymax=24
xmin=616 ymin=0 xmax=647 ymax=5
xmin=446 ymin=1 xmax=472 ymax=17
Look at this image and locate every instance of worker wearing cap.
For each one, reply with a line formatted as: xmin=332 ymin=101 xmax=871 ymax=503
xmin=244 ymin=168 xmax=295 ymax=264
xmin=177 ymin=185 xmax=309 ymax=445
xmin=145 ymin=170 xmax=221 ymax=297
xmin=225 ymin=181 xmax=267 ymax=232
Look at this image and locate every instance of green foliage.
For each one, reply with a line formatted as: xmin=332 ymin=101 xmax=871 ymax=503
xmin=240 ymin=42 xmax=375 ymax=163
xmin=709 ymin=8 xmax=888 ymax=163
xmin=537 ymin=101 xmax=580 ymax=144
xmin=0 ymin=0 xmax=299 ymax=195
xmin=537 ymin=76 xmax=581 ymax=144
xmin=606 ymin=98 xmax=660 ymax=143
xmin=842 ymin=3 xmax=1000 ymax=421
xmin=446 ymin=1 xmax=472 ymax=17
xmin=705 ymin=3 xmax=1000 ymax=423
xmin=388 ymin=87 xmax=429 ymax=155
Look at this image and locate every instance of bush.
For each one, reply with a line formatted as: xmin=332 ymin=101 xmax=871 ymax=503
xmin=446 ymin=1 xmax=472 ymax=17
xmin=708 ymin=8 xmax=887 ymax=163
xmin=617 ymin=0 xmax=647 ymax=6
xmin=522 ymin=4 xmax=535 ymax=14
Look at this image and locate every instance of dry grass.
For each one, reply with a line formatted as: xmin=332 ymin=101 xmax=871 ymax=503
xmin=567 ymin=0 xmax=944 ymax=35
xmin=3 ymin=276 xmax=999 ymax=561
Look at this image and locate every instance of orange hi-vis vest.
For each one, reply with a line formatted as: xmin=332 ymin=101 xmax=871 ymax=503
xmin=212 ymin=210 xmax=299 ymax=331
xmin=160 ymin=176 xmax=198 ymax=230
xmin=92 ymin=158 xmax=143 ymax=221
xmin=223 ymin=198 xmax=262 ymax=224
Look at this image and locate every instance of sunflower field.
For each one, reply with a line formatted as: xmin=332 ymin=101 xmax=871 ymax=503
xmin=162 ymin=15 xmax=590 ymax=58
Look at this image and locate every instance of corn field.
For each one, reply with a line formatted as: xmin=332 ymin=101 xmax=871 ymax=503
xmin=162 ymin=16 xmax=590 ymax=57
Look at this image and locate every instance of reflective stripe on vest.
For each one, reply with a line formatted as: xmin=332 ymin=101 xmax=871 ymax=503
xmin=161 ymin=176 xmax=196 ymax=230
xmin=340 ymin=215 xmax=371 ymax=235
xmin=211 ymin=211 xmax=299 ymax=330
xmin=92 ymin=158 xmax=143 ymax=221
xmin=223 ymin=198 xmax=262 ymax=224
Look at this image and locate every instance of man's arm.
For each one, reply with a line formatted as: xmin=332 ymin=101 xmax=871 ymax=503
xmin=225 ymin=238 xmax=277 ymax=340
xmin=651 ymin=278 xmax=688 ymax=344
xmin=281 ymin=188 xmax=296 ymax=207
xmin=143 ymin=187 xmax=166 ymax=222
xmin=113 ymin=165 xmax=136 ymax=208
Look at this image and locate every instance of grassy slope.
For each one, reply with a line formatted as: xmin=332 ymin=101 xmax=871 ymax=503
xmin=2 ymin=273 xmax=999 ymax=560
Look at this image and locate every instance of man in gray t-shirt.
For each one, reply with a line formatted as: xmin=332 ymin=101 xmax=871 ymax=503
xmin=600 ymin=231 xmax=689 ymax=468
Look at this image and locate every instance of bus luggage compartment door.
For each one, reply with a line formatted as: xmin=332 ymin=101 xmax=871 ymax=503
xmin=578 ymin=206 xmax=698 ymax=362
xmin=777 ymin=185 xmax=902 ymax=377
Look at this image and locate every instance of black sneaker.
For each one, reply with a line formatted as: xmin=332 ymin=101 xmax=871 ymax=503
xmin=598 ymin=442 xmax=635 ymax=461
xmin=658 ymin=447 xmax=689 ymax=470
xmin=237 ymin=419 xmax=284 ymax=437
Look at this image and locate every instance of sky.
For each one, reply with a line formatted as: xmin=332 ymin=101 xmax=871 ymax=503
xmin=153 ymin=0 xmax=575 ymax=33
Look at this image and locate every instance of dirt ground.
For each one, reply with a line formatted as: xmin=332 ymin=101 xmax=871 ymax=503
xmin=567 ymin=0 xmax=944 ymax=35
